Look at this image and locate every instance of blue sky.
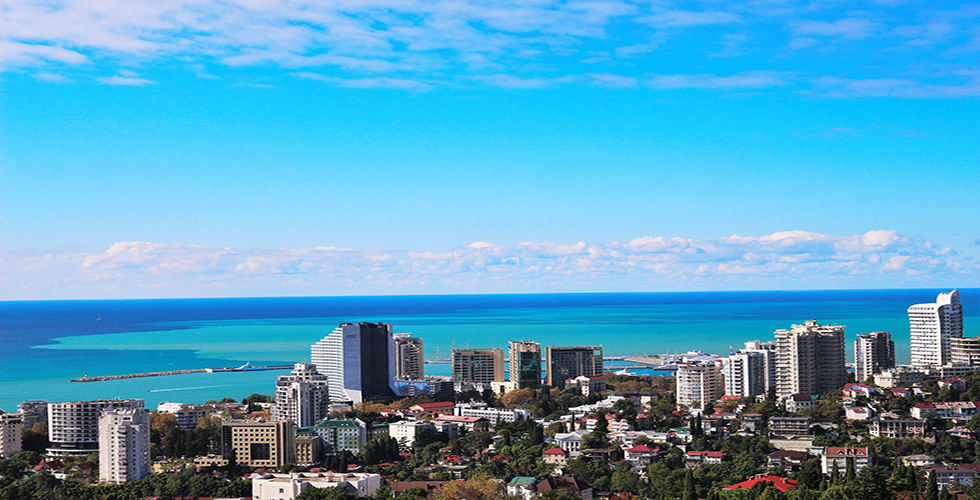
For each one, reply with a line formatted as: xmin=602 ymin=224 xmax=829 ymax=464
xmin=0 ymin=0 xmax=978 ymax=298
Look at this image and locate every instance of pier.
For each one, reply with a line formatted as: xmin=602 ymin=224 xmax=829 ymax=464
xmin=70 ymin=364 xmax=295 ymax=383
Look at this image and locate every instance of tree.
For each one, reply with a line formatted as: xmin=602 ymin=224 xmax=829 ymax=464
xmin=538 ymin=491 xmax=582 ymax=500
xmin=820 ymin=485 xmax=849 ymax=500
xmin=683 ymin=470 xmax=697 ymax=500
xmin=795 ymin=459 xmax=824 ymax=490
xmin=844 ymin=459 xmax=856 ymax=484
xmin=852 ymin=466 xmax=894 ymax=500
xmin=926 ymin=469 xmax=939 ymax=500
xmin=439 ymin=476 xmax=505 ymax=500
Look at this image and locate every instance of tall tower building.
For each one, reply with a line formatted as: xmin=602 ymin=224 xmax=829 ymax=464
xmin=773 ymin=320 xmax=845 ymax=398
xmin=909 ymin=290 xmax=964 ymax=367
xmin=47 ymin=399 xmax=144 ymax=456
xmin=676 ymin=362 xmax=724 ymax=408
xmin=271 ymin=363 xmax=331 ymax=427
xmin=545 ymin=346 xmax=604 ymax=388
xmin=854 ymin=332 xmax=896 ymax=382
xmin=722 ymin=346 xmax=771 ymax=398
xmin=311 ymin=322 xmax=395 ymax=403
xmin=393 ymin=334 xmax=425 ymax=380
xmin=509 ymin=341 xmax=542 ymax=389
xmin=99 ymin=407 xmax=151 ymax=483
xmin=451 ymin=349 xmax=505 ymax=385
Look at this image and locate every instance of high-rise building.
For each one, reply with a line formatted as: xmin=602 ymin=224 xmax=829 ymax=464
xmin=722 ymin=344 xmax=772 ymax=399
xmin=951 ymin=337 xmax=980 ymax=366
xmin=0 ymin=412 xmax=23 ymax=458
xmin=545 ymin=346 xmax=603 ymax=388
xmin=909 ymin=290 xmax=964 ymax=367
xmin=393 ymin=334 xmax=425 ymax=380
xmin=854 ymin=332 xmax=896 ymax=382
xmin=99 ymin=407 xmax=150 ymax=483
xmin=452 ymin=349 xmax=505 ymax=385
xmin=47 ymin=399 xmax=144 ymax=456
xmin=311 ymin=322 xmax=395 ymax=403
xmin=221 ymin=420 xmax=296 ymax=468
xmin=773 ymin=320 xmax=845 ymax=399
xmin=676 ymin=362 xmax=724 ymax=408
xmin=271 ymin=363 xmax=331 ymax=427
xmin=509 ymin=341 xmax=542 ymax=389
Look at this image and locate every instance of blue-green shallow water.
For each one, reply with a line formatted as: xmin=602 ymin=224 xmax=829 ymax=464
xmin=1 ymin=289 xmax=976 ymax=411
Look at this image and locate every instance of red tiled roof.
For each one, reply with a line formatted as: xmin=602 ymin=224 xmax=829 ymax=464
xmin=825 ymin=447 xmax=868 ymax=457
xmin=724 ymin=476 xmax=798 ymax=492
xmin=414 ymin=402 xmax=455 ymax=409
xmin=543 ymin=447 xmax=567 ymax=455
xmin=626 ymin=445 xmax=657 ymax=453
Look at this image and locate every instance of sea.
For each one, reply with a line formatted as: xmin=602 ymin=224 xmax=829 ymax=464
xmin=1 ymin=289 xmax=977 ymax=412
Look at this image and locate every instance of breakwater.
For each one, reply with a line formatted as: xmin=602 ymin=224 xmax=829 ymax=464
xmin=70 ymin=365 xmax=295 ymax=382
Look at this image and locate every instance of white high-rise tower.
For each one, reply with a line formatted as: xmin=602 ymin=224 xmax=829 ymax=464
xmin=271 ymin=363 xmax=330 ymax=427
xmin=311 ymin=322 xmax=395 ymax=403
xmin=99 ymin=407 xmax=151 ymax=483
xmin=909 ymin=290 xmax=963 ymax=367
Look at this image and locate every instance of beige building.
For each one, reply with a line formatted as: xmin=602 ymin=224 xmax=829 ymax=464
xmin=393 ymin=334 xmax=425 ymax=380
xmin=855 ymin=332 xmax=895 ymax=383
xmin=295 ymin=435 xmax=322 ymax=465
xmin=509 ymin=341 xmax=543 ymax=389
xmin=675 ymin=362 xmax=723 ymax=408
xmin=252 ymin=472 xmax=381 ymax=500
xmin=951 ymin=337 xmax=980 ymax=366
xmin=773 ymin=321 xmax=845 ymax=398
xmin=452 ymin=349 xmax=505 ymax=385
xmin=99 ymin=407 xmax=151 ymax=483
xmin=0 ymin=412 xmax=23 ymax=457
xmin=220 ymin=420 xmax=296 ymax=468
xmin=822 ymin=447 xmax=870 ymax=476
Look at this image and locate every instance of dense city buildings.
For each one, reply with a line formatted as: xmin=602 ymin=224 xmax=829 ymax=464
xmin=854 ymin=331 xmax=896 ymax=382
xmin=271 ymin=363 xmax=331 ymax=427
xmin=951 ymin=336 xmax=980 ymax=366
xmin=451 ymin=348 xmax=505 ymax=386
xmin=546 ymin=346 xmax=603 ymax=388
xmin=98 ymin=407 xmax=151 ymax=483
xmin=47 ymin=399 xmax=145 ymax=456
xmin=393 ymin=333 xmax=425 ymax=380
xmin=509 ymin=340 xmax=543 ymax=389
xmin=0 ymin=413 xmax=23 ymax=458
xmin=773 ymin=320 xmax=846 ymax=399
xmin=312 ymin=322 xmax=395 ymax=403
xmin=675 ymin=362 xmax=724 ymax=408
xmin=909 ymin=290 xmax=963 ymax=367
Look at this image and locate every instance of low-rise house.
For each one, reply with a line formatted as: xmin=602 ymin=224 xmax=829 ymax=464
xmin=409 ymin=402 xmax=456 ymax=416
xmin=913 ymin=402 xmax=980 ymax=420
xmin=870 ymin=418 xmax=926 ymax=439
xmin=843 ymin=383 xmax=875 ymax=399
xmin=741 ymin=414 xmax=765 ymax=433
xmin=786 ymin=394 xmax=816 ymax=413
xmin=543 ymin=447 xmax=568 ymax=466
xmin=948 ymin=426 xmax=976 ymax=439
xmin=723 ymin=475 xmax=797 ymax=492
xmin=251 ymin=472 xmax=381 ymax=500
xmin=508 ymin=477 xmax=539 ymax=500
xmin=891 ymin=388 xmax=912 ymax=398
xmin=685 ymin=451 xmax=726 ymax=468
xmin=580 ymin=448 xmax=617 ymax=467
xmin=536 ymin=476 xmax=593 ymax=500
xmin=390 ymin=481 xmax=452 ymax=497
xmin=553 ymin=430 xmax=589 ymax=453
xmin=433 ymin=415 xmax=490 ymax=433
xmin=567 ymin=376 xmax=607 ymax=397
xmin=845 ymin=407 xmax=873 ymax=420
xmin=623 ymin=445 xmax=659 ymax=468
xmin=932 ymin=464 xmax=980 ymax=488
xmin=389 ymin=421 xmax=435 ymax=450
xmin=940 ymin=378 xmax=967 ymax=391
xmin=768 ymin=450 xmax=808 ymax=470
xmin=821 ymin=448 xmax=870 ymax=476
xmin=901 ymin=455 xmax=936 ymax=468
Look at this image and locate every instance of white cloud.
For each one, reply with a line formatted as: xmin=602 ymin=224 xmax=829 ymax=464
xmin=1 ymin=230 xmax=973 ymax=299
xmin=648 ymin=71 xmax=791 ymax=90
xmin=794 ymin=18 xmax=879 ymax=39
xmin=641 ymin=10 xmax=740 ymax=28
xmin=97 ymin=75 xmax=158 ymax=85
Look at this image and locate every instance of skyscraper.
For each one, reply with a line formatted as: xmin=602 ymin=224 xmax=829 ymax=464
xmin=271 ymin=363 xmax=331 ymax=427
xmin=545 ymin=346 xmax=603 ymax=388
xmin=722 ymin=346 xmax=771 ymax=398
xmin=773 ymin=320 xmax=845 ymax=398
xmin=47 ymin=399 xmax=144 ymax=456
xmin=676 ymin=362 xmax=724 ymax=408
xmin=509 ymin=341 xmax=542 ymax=389
xmin=311 ymin=322 xmax=394 ymax=403
xmin=909 ymin=290 xmax=963 ymax=367
xmin=451 ymin=349 xmax=505 ymax=385
xmin=393 ymin=333 xmax=425 ymax=380
xmin=99 ymin=407 xmax=151 ymax=483
xmin=854 ymin=332 xmax=895 ymax=383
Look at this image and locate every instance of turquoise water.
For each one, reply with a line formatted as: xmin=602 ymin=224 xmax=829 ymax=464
xmin=1 ymin=290 xmax=976 ymax=411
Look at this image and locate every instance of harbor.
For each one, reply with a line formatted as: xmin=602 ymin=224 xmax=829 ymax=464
xmin=70 ymin=363 xmax=295 ymax=383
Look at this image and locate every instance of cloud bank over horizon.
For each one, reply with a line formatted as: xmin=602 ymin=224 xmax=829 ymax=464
xmin=2 ymin=230 xmax=974 ymax=300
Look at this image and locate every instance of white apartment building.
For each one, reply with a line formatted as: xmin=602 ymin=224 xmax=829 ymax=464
xmin=0 ymin=413 xmax=23 ymax=457
xmin=676 ymin=362 xmax=724 ymax=408
xmin=388 ymin=420 xmax=435 ymax=449
xmin=99 ymin=407 xmax=151 ymax=483
xmin=454 ymin=401 xmax=532 ymax=423
xmin=271 ymin=363 xmax=331 ymax=427
xmin=909 ymin=290 xmax=963 ymax=367
xmin=252 ymin=472 xmax=381 ymax=500
xmin=48 ymin=399 xmax=144 ymax=456
xmin=723 ymin=343 xmax=773 ymax=398
xmin=773 ymin=320 xmax=845 ymax=399
xmin=855 ymin=332 xmax=896 ymax=383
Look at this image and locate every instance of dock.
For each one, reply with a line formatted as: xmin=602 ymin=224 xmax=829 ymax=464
xmin=70 ymin=364 xmax=296 ymax=383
